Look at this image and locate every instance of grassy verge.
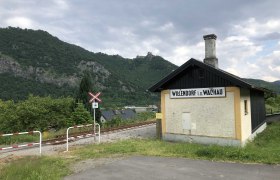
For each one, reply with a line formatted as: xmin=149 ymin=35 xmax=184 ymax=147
xmin=102 ymin=112 xmax=155 ymax=128
xmin=266 ymin=104 xmax=280 ymax=115
xmin=0 ymin=156 xmax=70 ymax=180
xmin=72 ymin=122 xmax=280 ymax=164
xmin=0 ymin=122 xmax=279 ymax=179
xmin=0 ymin=135 xmax=39 ymax=147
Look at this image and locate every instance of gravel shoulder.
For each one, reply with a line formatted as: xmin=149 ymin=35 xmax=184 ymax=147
xmin=69 ymin=156 xmax=127 ymax=174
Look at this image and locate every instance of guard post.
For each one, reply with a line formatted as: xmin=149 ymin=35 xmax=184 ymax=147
xmin=156 ymin=113 xmax=162 ymax=139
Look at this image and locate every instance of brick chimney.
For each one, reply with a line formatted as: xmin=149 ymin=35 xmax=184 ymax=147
xmin=203 ymin=34 xmax=218 ymax=68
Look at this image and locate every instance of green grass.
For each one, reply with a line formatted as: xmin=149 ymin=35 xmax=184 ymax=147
xmin=0 ymin=122 xmax=279 ymax=179
xmin=266 ymin=104 xmax=280 ymax=115
xmin=102 ymin=112 xmax=155 ymax=128
xmin=0 ymin=156 xmax=70 ymax=180
xmin=72 ymin=139 xmax=280 ymax=164
xmin=72 ymin=122 xmax=280 ymax=164
xmin=0 ymin=135 xmax=39 ymax=147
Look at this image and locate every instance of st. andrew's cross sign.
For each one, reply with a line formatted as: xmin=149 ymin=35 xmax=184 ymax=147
xmin=88 ymin=91 xmax=102 ymax=139
xmin=88 ymin=92 xmax=102 ymax=103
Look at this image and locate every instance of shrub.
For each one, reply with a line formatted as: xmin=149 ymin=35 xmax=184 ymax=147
xmin=0 ymin=95 xmax=74 ymax=133
xmin=70 ymin=103 xmax=92 ymax=125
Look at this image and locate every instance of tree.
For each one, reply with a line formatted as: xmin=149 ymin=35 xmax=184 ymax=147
xmin=70 ymin=103 xmax=92 ymax=125
xmin=76 ymin=71 xmax=101 ymax=123
xmin=76 ymin=71 xmax=93 ymax=111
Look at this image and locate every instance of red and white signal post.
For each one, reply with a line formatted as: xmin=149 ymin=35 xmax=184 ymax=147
xmin=88 ymin=92 xmax=102 ymax=139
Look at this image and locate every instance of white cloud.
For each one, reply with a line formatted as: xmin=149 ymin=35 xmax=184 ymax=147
xmin=5 ymin=17 xmax=33 ymax=28
xmin=225 ymin=68 xmax=240 ymax=77
xmin=157 ymin=22 xmax=174 ymax=32
xmin=140 ymin=20 xmax=155 ymax=27
xmin=232 ymin=18 xmax=280 ymax=39
xmin=96 ymin=48 xmax=120 ymax=55
xmin=166 ymin=41 xmax=204 ymax=65
xmin=210 ymin=18 xmax=280 ymax=80
xmin=53 ymin=0 xmax=69 ymax=10
xmin=254 ymin=49 xmax=280 ymax=81
xmin=262 ymin=76 xmax=279 ymax=82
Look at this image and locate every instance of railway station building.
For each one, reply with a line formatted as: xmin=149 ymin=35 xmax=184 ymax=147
xmin=149 ymin=34 xmax=266 ymax=146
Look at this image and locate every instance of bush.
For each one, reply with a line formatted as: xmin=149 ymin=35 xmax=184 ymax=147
xmin=135 ymin=112 xmax=155 ymax=121
xmin=0 ymin=95 xmax=74 ymax=133
xmin=70 ymin=103 xmax=92 ymax=125
xmin=103 ymin=116 xmax=122 ymax=128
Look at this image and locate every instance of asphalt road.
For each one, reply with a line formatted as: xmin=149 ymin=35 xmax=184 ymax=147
xmin=64 ymin=156 xmax=280 ymax=180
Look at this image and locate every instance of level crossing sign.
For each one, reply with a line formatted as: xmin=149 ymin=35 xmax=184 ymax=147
xmin=88 ymin=92 xmax=102 ymax=139
xmin=88 ymin=92 xmax=102 ymax=103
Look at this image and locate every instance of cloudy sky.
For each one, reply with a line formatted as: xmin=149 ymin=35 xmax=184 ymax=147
xmin=1 ymin=0 xmax=280 ymax=81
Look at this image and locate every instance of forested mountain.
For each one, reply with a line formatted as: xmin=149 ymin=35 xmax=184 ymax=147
xmin=273 ymin=80 xmax=280 ymax=86
xmin=0 ymin=27 xmax=279 ymax=107
xmin=244 ymin=78 xmax=280 ymax=94
xmin=0 ymin=27 xmax=177 ymax=107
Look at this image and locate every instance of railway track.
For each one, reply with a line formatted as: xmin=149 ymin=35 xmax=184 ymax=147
xmin=0 ymin=120 xmax=156 ymax=153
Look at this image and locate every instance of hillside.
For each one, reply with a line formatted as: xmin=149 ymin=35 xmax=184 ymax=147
xmin=1 ymin=27 xmax=280 ymax=107
xmin=244 ymin=78 xmax=280 ymax=94
xmin=273 ymin=80 xmax=280 ymax=86
xmin=0 ymin=27 xmax=177 ymax=106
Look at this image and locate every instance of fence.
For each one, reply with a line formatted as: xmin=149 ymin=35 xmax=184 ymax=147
xmin=0 ymin=131 xmax=42 ymax=154
xmin=66 ymin=123 xmax=100 ymax=151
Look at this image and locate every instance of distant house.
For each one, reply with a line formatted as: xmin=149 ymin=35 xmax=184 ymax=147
xmin=100 ymin=109 xmax=136 ymax=123
xmin=100 ymin=110 xmax=115 ymax=123
xmin=120 ymin=109 xmax=136 ymax=119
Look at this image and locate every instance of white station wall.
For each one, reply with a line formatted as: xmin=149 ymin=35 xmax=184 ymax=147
xmin=164 ymin=91 xmax=236 ymax=138
xmin=240 ymin=88 xmax=252 ymax=142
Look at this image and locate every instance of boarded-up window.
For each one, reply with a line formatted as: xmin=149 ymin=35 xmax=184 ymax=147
xmin=182 ymin=112 xmax=191 ymax=130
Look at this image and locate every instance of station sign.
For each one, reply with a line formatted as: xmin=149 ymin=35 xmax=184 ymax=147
xmin=170 ymin=87 xmax=225 ymax=99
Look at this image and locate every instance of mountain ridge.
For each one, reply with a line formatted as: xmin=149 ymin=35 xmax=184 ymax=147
xmin=0 ymin=27 xmax=177 ymax=106
xmin=0 ymin=27 xmax=279 ymax=106
xmin=243 ymin=78 xmax=280 ymax=94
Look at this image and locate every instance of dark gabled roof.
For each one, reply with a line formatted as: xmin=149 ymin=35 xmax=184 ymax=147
xmin=101 ymin=110 xmax=115 ymax=121
xmin=149 ymin=58 xmax=265 ymax=92
xmin=120 ymin=109 xmax=136 ymax=119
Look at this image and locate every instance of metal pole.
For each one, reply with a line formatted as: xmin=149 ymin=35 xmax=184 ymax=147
xmin=93 ymin=101 xmax=96 ymax=141
xmin=66 ymin=127 xmax=70 ymax=152
xmin=38 ymin=131 xmax=42 ymax=155
xmin=97 ymin=123 xmax=100 ymax=143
